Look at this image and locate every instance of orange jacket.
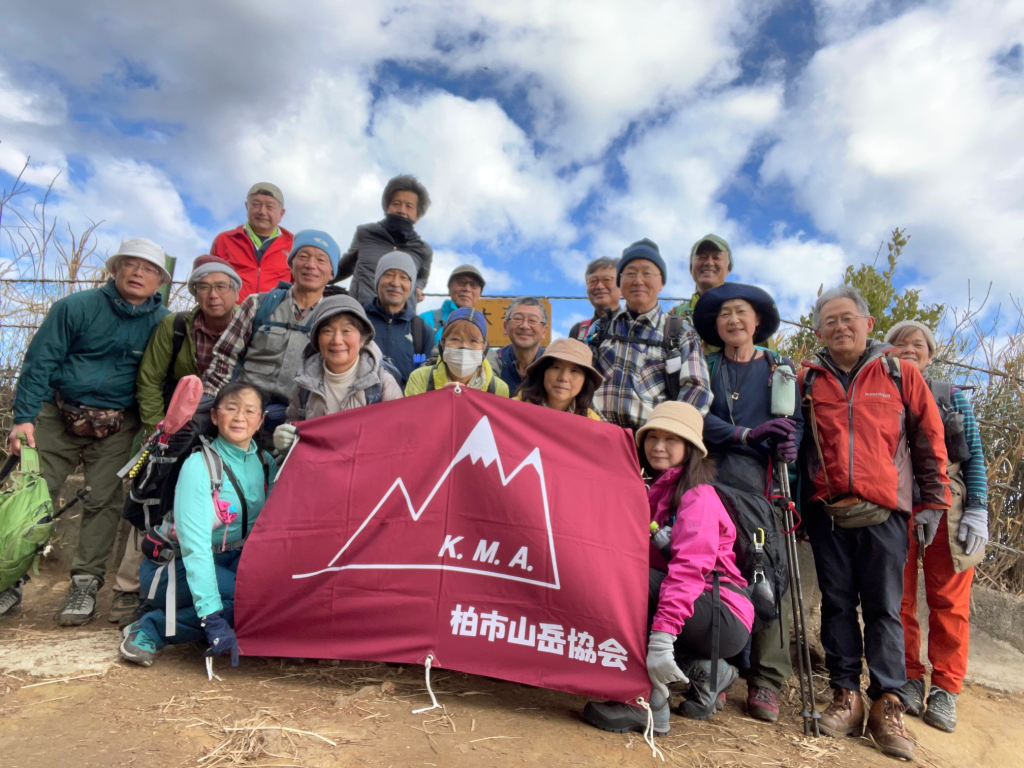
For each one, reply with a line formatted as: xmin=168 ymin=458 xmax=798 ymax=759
xmin=210 ymin=225 xmax=294 ymax=301
xmin=799 ymin=342 xmax=950 ymax=516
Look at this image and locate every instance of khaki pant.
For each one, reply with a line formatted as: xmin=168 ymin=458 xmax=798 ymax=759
xmin=113 ymin=531 xmax=144 ymax=594
xmin=35 ymin=402 xmax=140 ymax=582
xmin=749 ymin=588 xmax=793 ymax=693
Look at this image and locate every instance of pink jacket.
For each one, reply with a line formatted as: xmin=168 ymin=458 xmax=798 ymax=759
xmin=648 ymin=470 xmax=754 ymax=635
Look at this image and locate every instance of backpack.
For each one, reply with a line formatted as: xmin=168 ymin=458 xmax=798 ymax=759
xmin=0 ymin=446 xmax=54 ymax=591
xmin=162 ymin=312 xmax=190 ymax=408
xmin=711 ymin=482 xmax=789 ymax=634
xmin=927 ymin=380 xmax=972 ymax=464
xmin=574 ymin=317 xmax=594 ymax=342
xmin=586 ymin=308 xmax=689 ymax=400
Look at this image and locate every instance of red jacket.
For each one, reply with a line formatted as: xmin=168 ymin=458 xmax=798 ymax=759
xmin=210 ymin=225 xmax=294 ymax=300
xmin=799 ymin=342 xmax=950 ymax=516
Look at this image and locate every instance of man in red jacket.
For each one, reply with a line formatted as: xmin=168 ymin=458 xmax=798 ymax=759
xmin=210 ymin=182 xmax=294 ymax=300
xmin=799 ymin=285 xmax=950 ymax=762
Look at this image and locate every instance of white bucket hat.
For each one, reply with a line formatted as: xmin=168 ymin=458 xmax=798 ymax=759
xmin=105 ymin=238 xmax=172 ymax=284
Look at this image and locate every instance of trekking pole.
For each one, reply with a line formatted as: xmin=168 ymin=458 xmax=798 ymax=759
xmin=53 ymin=487 xmax=90 ymax=520
xmin=778 ymin=465 xmax=820 ymax=737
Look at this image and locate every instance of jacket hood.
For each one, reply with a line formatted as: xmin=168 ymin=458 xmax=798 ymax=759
xmin=295 ymin=340 xmax=385 ymax=395
xmin=100 ymin=279 xmax=166 ymax=319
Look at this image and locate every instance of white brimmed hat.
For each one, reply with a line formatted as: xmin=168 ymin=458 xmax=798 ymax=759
xmin=105 ymin=238 xmax=171 ymax=284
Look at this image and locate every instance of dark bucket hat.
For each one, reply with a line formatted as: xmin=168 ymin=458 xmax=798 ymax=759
xmin=692 ymin=283 xmax=780 ymax=348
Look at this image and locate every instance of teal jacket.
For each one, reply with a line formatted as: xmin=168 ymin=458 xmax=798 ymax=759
xmin=13 ymin=280 xmax=169 ymax=423
xmin=171 ymin=437 xmax=276 ymax=617
xmin=418 ymin=298 xmax=459 ymax=346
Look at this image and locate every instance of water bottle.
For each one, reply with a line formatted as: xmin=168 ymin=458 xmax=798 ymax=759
xmin=770 ymin=362 xmax=797 ymax=418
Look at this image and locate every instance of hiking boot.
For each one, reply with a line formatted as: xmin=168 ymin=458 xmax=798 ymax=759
xmin=108 ymin=591 xmax=140 ymax=624
xmin=55 ymin=575 xmax=101 ymax=626
xmin=922 ymin=685 xmax=958 ymax=733
xmin=583 ymin=696 xmax=670 ymax=736
xmin=0 ymin=584 xmax=23 ymax=617
xmin=677 ymin=659 xmax=738 ymax=720
xmin=818 ymin=687 xmax=864 ymax=737
xmin=119 ymin=622 xmax=158 ymax=667
xmin=900 ymin=677 xmax=925 ymax=717
xmin=867 ymin=693 xmax=915 ymax=761
xmin=746 ymin=684 xmax=779 ymax=722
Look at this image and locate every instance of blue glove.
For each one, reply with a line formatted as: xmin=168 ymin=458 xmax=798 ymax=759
xmin=744 ymin=418 xmax=796 ymax=446
xmin=201 ymin=611 xmax=239 ymax=666
xmin=958 ymin=507 xmax=989 ymax=556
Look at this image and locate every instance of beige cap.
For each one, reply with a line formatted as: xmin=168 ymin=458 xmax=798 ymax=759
xmin=885 ymin=320 xmax=936 ymax=354
xmin=105 ymin=237 xmax=171 ymax=284
xmin=526 ymin=337 xmax=604 ymax=387
xmin=635 ymin=401 xmax=708 ymax=457
xmin=247 ymin=182 xmax=284 ymax=207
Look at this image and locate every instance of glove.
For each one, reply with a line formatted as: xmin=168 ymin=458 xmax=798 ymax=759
xmin=646 ymin=630 xmax=688 ymax=699
xmin=201 ymin=611 xmax=240 ymax=667
xmin=744 ymin=418 xmax=796 ymax=445
xmin=775 ymin=437 xmax=798 ymax=463
xmin=914 ymin=508 xmax=945 ymax=548
xmin=958 ymin=507 xmax=989 ymax=556
xmin=273 ymin=423 xmax=297 ymax=453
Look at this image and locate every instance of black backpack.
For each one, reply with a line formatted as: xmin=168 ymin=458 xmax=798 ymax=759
xmin=712 ymin=482 xmax=789 ymax=635
xmin=586 ymin=308 xmax=689 ymax=400
xmin=927 ymin=379 xmax=972 ymax=464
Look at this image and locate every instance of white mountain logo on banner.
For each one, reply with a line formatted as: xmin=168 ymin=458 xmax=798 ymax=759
xmin=292 ymin=416 xmax=561 ymax=589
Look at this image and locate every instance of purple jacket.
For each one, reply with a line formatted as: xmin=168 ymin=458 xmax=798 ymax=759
xmin=648 ymin=470 xmax=754 ymax=635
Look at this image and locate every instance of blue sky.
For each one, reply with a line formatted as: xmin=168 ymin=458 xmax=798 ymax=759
xmin=1 ymin=0 xmax=1022 ymax=336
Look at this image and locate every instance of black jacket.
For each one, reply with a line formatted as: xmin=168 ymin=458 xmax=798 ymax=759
xmin=335 ymin=219 xmax=433 ymax=308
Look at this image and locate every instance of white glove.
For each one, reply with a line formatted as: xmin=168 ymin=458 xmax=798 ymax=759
xmin=273 ymin=423 xmax=297 ymax=453
xmin=958 ymin=507 xmax=989 ymax=556
xmin=646 ymin=630 xmax=688 ymax=700
xmin=914 ymin=508 xmax=945 ymax=548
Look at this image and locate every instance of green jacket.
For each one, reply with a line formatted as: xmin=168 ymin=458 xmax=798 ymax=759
xmin=13 ymin=280 xmax=168 ymax=424
xmin=136 ymin=308 xmax=200 ymax=433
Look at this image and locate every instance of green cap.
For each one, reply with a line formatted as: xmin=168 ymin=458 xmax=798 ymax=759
xmin=689 ymin=234 xmax=733 ymax=271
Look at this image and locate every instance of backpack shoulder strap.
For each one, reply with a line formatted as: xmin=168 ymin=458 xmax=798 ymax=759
xmin=248 ymin=288 xmax=288 ymax=344
xmin=883 ymin=354 xmax=905 ymax=403
xmin=297 ymin=387 xmax=311 ymax=419
xmin=433 ymin=308 xmax=444 ymax=329
xmin=162 ymin=312 xmax=191 ymax=406
xmin=218 ymin=459 xmax=250 ymax=537
xmin=486 ymin=373 xmax=497 ymax=394
xmin=927 ymin=378 xmax=953 ymax=408
xmin=365 ymin=382 xmax=383 ymax=405
xmin=663 ymin=314 xmax=684 ymax=350
xmin=412 ymin=315 xmax=432 ymax=356
xmin=706 ymin=351 xmax=721 ymax=382
xmin=425 ymin=364 xmax=441 ymax=392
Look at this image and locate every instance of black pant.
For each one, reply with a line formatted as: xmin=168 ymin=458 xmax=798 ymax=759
xmin=806 ymin=506 xmax=909 ymax=703
xmin=649 ymin=569 xmax=750 ymax=660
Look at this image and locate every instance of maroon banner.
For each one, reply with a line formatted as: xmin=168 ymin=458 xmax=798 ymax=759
xmin=235 ymin=387 xmax=652 ymax=703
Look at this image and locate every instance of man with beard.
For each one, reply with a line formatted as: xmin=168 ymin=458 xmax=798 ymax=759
xmin=335 ymin=175 xmax=433 ymax=309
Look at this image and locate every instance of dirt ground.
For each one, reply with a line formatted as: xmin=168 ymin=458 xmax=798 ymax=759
xmin=2 ymin=568 xmax=1023 ymax=768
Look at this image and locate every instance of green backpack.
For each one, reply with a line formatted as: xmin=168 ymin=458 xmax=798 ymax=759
xmin=0 ymin=444 xmax=55 ymax=591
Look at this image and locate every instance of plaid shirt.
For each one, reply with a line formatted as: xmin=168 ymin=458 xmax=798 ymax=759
xmin=592 ymin=304 xmax=712 ymax=431
xmin=202 ymin=288 xmax=317 ymax=396
xmin=191 ymin=311 xmax=219 ymax=377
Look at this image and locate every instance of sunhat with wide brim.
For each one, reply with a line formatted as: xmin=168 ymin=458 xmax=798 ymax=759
xmin=525 ymin=337 xmax=604 ymax=387
xmin=105 ymin=237 xmax=172 ymax=284
xmin=693 ymin=282 xmax=780 ymax=349
xmin=634 ymin=401 xmax=708 ymax=457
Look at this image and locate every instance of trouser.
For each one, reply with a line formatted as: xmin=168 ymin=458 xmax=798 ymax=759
xmin=748 ymin=587 xmax=793 ymax=693
xmin=113 ymin=530 xmax=144 ymax=594
xmin=35 ymin=402 xmax=140 ymax=582
xmin=649 ymin=569 xmax=750 ymax=660
xmin=806 ymin=507 xmax=909 ymax=704
xmin=901 ymin=513 xmax=972 ymax=694
xmin=138 ymin=549 xmax=241 ymax=647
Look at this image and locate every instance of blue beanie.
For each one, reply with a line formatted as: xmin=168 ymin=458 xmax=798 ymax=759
xmin=617 ymin=238 xmax=667 ymax=286
xmin=288 ymin=229 xmax=341 ymax=276
xmin=444 ymin=307 xmax=489 ymax=341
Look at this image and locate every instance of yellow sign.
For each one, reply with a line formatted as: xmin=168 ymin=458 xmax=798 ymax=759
xmin=474 ymin=298 xmax=553 ymax=348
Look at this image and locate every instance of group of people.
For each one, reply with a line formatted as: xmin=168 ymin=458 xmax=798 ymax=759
xmin=1 ymin=175 xmax=989 ymax=762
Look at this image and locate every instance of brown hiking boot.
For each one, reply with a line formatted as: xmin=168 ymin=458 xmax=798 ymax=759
xmin=818 ymin=687 xmax=864 ymax=737
xmin=867 ymin=693 xmax=915 ymax=761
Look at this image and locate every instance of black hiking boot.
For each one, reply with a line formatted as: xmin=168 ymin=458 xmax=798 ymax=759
xmin=677 ymin=659 xmax=738 ymax=720
xmin=923 ymin=685 xmax=958 ymax=733
xmin=900 ymin=677 xmax=925 ymax=717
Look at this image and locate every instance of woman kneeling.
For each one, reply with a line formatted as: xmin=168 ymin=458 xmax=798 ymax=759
xmin=119 ymin=382 xmax=276 ymax=667
xmin=584 ymin=402 xmax=753 ymax=735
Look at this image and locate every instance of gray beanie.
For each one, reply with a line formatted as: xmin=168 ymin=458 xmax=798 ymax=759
xmin=885 ymin=320 xmax=936 ymax=353
xmin=309 ymin=295 xmax=374 ymax=344
xmin=374 ymin=250 xmax=417 ymax=287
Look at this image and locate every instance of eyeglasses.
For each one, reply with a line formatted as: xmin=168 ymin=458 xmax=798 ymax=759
xmin=693 ymin=252 xmax=726 ymax=263
xmin=820 ymin=314 xmax=869 ymax=330
xmin=451 ymin=277 xmax=482 ymax=289
xmin=218 ymin=404 xmax=263 ymax=420
xmin=194 ymin=282 xmax=234 ymax=294
xmin=445 ymin=337 xmax=486 ymax=349
xmin=508 ymin=314 xmax=545 ymax=327
xmin=620 ymin=269 xmax=660 ymax=281
xmin=120 ymin=259 xmax=161 ymax=277
xmin=586 ymin=275 xmax=615 ymax=287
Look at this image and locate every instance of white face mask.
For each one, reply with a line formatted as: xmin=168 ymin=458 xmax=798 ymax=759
xmin=443 ymin=347 xmax=485 ymax=378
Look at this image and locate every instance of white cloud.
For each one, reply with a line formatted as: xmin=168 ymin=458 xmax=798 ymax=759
xmin=764 ymin=0 xmax=1024 ymax=311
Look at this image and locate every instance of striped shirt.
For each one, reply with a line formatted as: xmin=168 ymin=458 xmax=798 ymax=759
xmin=592 ymin=305 xmax=712 ymax=431
xmin=951 ymin=387 xmax=987 ymax=509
